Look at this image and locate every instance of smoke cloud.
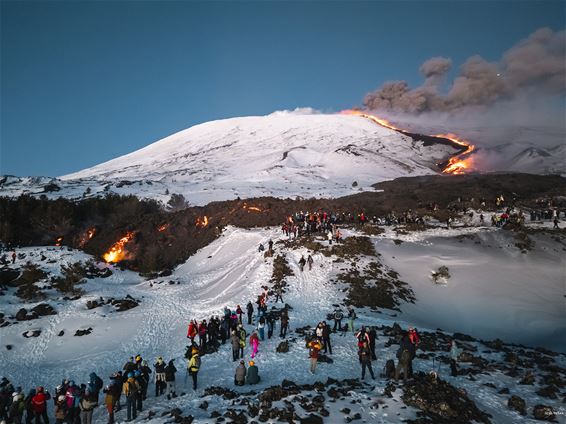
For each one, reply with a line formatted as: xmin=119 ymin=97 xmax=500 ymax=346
xmin=363 ymin=28 xmax=565 ymax=114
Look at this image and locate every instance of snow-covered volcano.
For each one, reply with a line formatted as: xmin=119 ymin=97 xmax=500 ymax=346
xmin=52 ymin=112 xmax=458 ymax=204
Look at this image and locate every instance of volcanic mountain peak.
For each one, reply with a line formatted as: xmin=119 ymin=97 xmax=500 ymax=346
xmin=54 ymin=113 xmax=458 ymax=205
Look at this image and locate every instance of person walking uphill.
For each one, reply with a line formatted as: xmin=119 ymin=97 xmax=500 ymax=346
xmin=280 ymin=308 xmax=289 ymax=338
xmin=122 ymin=373 xmax=138 ymax=422
xmin=187 ymin=350 xmax=201 ymax=390
xmin=250 ymin=331 xmax=260 ymax=359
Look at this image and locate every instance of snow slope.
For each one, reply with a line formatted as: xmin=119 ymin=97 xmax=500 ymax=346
xmin=1 ymin=221 xmax=564 ymax=423
xmin=0 ymin=113 xmax=458 ymax=205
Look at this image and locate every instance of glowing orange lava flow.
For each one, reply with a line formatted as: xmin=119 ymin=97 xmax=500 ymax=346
xmin=341 ymin=110 xmax=475 ymax=174
xmin=103 ymin=231 xmax=135 ymax=263
xmin=243 ymin=203 xmax=262 ymax=213
xmin=196 ymin=216 xmax=209 ymax=228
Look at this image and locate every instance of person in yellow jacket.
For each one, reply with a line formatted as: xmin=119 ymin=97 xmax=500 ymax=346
xmin=187 ymin=350 xmax=201 ymax=391
xmin=122 ymin=373 xmax=138 ymax=422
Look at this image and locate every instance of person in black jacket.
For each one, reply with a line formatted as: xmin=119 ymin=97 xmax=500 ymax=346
xmin=164 ymin=360 xmax=177 ymax=400
xmin=368 ymin=327 xmax=377 ymax=360
xmin=246 ymin=302 xmax=254 ymax=325
xmin=359 ymin=341 xmax=375 ymax=380
xmin=395 ymin=332 xmax=413 ymax=381
xmin=332 ymin=309 xmax=343 ymax=332
xmin=154 ymin=358 xmax=166 ymax=397
xmin=322 ymin=321 xmax=332 ymax=354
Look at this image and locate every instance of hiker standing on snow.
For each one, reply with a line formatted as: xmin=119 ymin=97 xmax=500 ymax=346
xmin=164 ymin=360 xmax=177 ymax=399
xmin=347 ymin=307 xmax=357 ymax=332
xmin=187 ymin=350 xmax=201 ymax=390
xmin=359 ymin=341 xmax=376 ymax=380
xmin=368 ymin=326 xmax=377 ymax=360
xmin=298 ymin=255 xmax=306 ymax=272
xmin=122 ymin=373 xmax=139 ymax=422
xmin=230 ymin=330 xmax=240 ymax=362
xmin=450 ymin=339 xmax=461 ymax=377
xmin=395 ymin=331 xmax=413 ymax=382
xmin=333 ymin=308 xmax=343 ymax=332
xmin=250 ymin=331 xmax=260 ymax=358
xmin=307 ymin=339 xmax=321 ymax=374
xmin=280 ymin=308 xmax=289 ymax=338
xmin=238 ymin=324 xmax=247 ymax=359
xmin=257 ymin=316 xmax=266 ymax=341
xmin=154 ymin=357 xmax=166 ymax=397
xmin=246 ymin=301 xmax=254 ymax=325
xmin=307 ymin=254 xmax=314 ymax=270
xmin=274 ymin=285 xmax=284 ymax=303
xmin=322 ymin=321 xmax=332 ymax=354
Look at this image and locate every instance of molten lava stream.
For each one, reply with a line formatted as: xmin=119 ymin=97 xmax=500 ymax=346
xmin=341 ymin=109 xmax=476 ymax=175
xmin=103 ymin=231 xmax=135 ymax=263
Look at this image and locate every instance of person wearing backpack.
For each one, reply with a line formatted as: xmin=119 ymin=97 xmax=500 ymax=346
xmin=78 ymin=390 xmax=97 ymax=424
xmin=395 ymin=332 xmax=413 ymax=382
xmin=154 ymin=357 xmax=166 ymax=397
xmin=187 ymin=351 xmax=201 ymax=390
xmin=122 ymin=373 xmax=138 ymax=422
xmin=307 ymin=339 xmax=321 ymax=374
xmin=9 ymin=392 xmax=25 ymax=424
xmin=238 ymin=325 xmax=247 ymax=359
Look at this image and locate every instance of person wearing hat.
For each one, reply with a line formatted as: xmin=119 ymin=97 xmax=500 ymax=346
xmin=187 ymin=350 xmax=201 ymax=391
xmin=234 ymin=360 xmax=246 ymax=386
xmin=123 ymin=357 xmax=136 ymax=375
xmin=122 ymin=372 xmax=138 ymax=421
xmin=54 ymin=395 xmax=67 ymax=424
xmin=246 ymin=361 xmax=260 ymax=385
xmin=154 ymin=357 xmax=166 ymax=397
xmin=9 ymin=392 xmax=24 ymax=424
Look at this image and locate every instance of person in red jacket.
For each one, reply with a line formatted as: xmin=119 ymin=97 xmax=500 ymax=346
xmin=187 ymin=320 xmax=197 ymax=343
xmin=31 ymin=386 xmax=50 ymax=424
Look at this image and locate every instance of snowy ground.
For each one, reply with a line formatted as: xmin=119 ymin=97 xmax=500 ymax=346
xmin=1 ymin=222 xmax=565 ymax=423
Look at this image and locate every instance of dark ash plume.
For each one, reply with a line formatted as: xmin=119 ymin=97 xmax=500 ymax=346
xmin=363 ymin=28 xmax=565 ymax=114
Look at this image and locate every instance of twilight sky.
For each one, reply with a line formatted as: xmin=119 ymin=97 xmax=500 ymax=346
xmin=1 ymin=0 xmax=564 ymax=176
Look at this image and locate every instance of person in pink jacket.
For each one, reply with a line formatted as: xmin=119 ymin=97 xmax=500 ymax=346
xmin=250 ymin=331 xmax=260 ymax=358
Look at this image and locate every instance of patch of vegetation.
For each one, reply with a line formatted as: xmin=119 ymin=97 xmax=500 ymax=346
xmin=51 ymin=262 xmax=87 ymax=296
xmin=14 ymin=263 xmax=47 ymax=301
xmin=359 ymin=225 xmax=384 ymax=236
xmin=329 ymin=236 xmax=376 ymax=258
xmin=270 ymin=255 xmax=294 ymax=287
xmin=339 ymin=260 xmax=415 ymax=311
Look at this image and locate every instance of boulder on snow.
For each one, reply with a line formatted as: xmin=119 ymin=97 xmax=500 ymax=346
xmin=110 ymin=296 xmax=140 ymax=312
xmin=507 ymin=395 xmax=527 ymax=416
xmin=31 ymin=303 xmax=56 ymax=317
xmin=23 ymin=330 xmax=41 ymax=338
xmin=299 ymin=414 xmax=323 ymax=424
xmin=74 ymin=328 xmax=93 ymax=336
xmin=401 ymin=372 xmax=491 ymax=424
xmin=532 ymin=404 xmax=556 ymax=421
xmin=276 ymin=341 xmax=289 ymax=353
